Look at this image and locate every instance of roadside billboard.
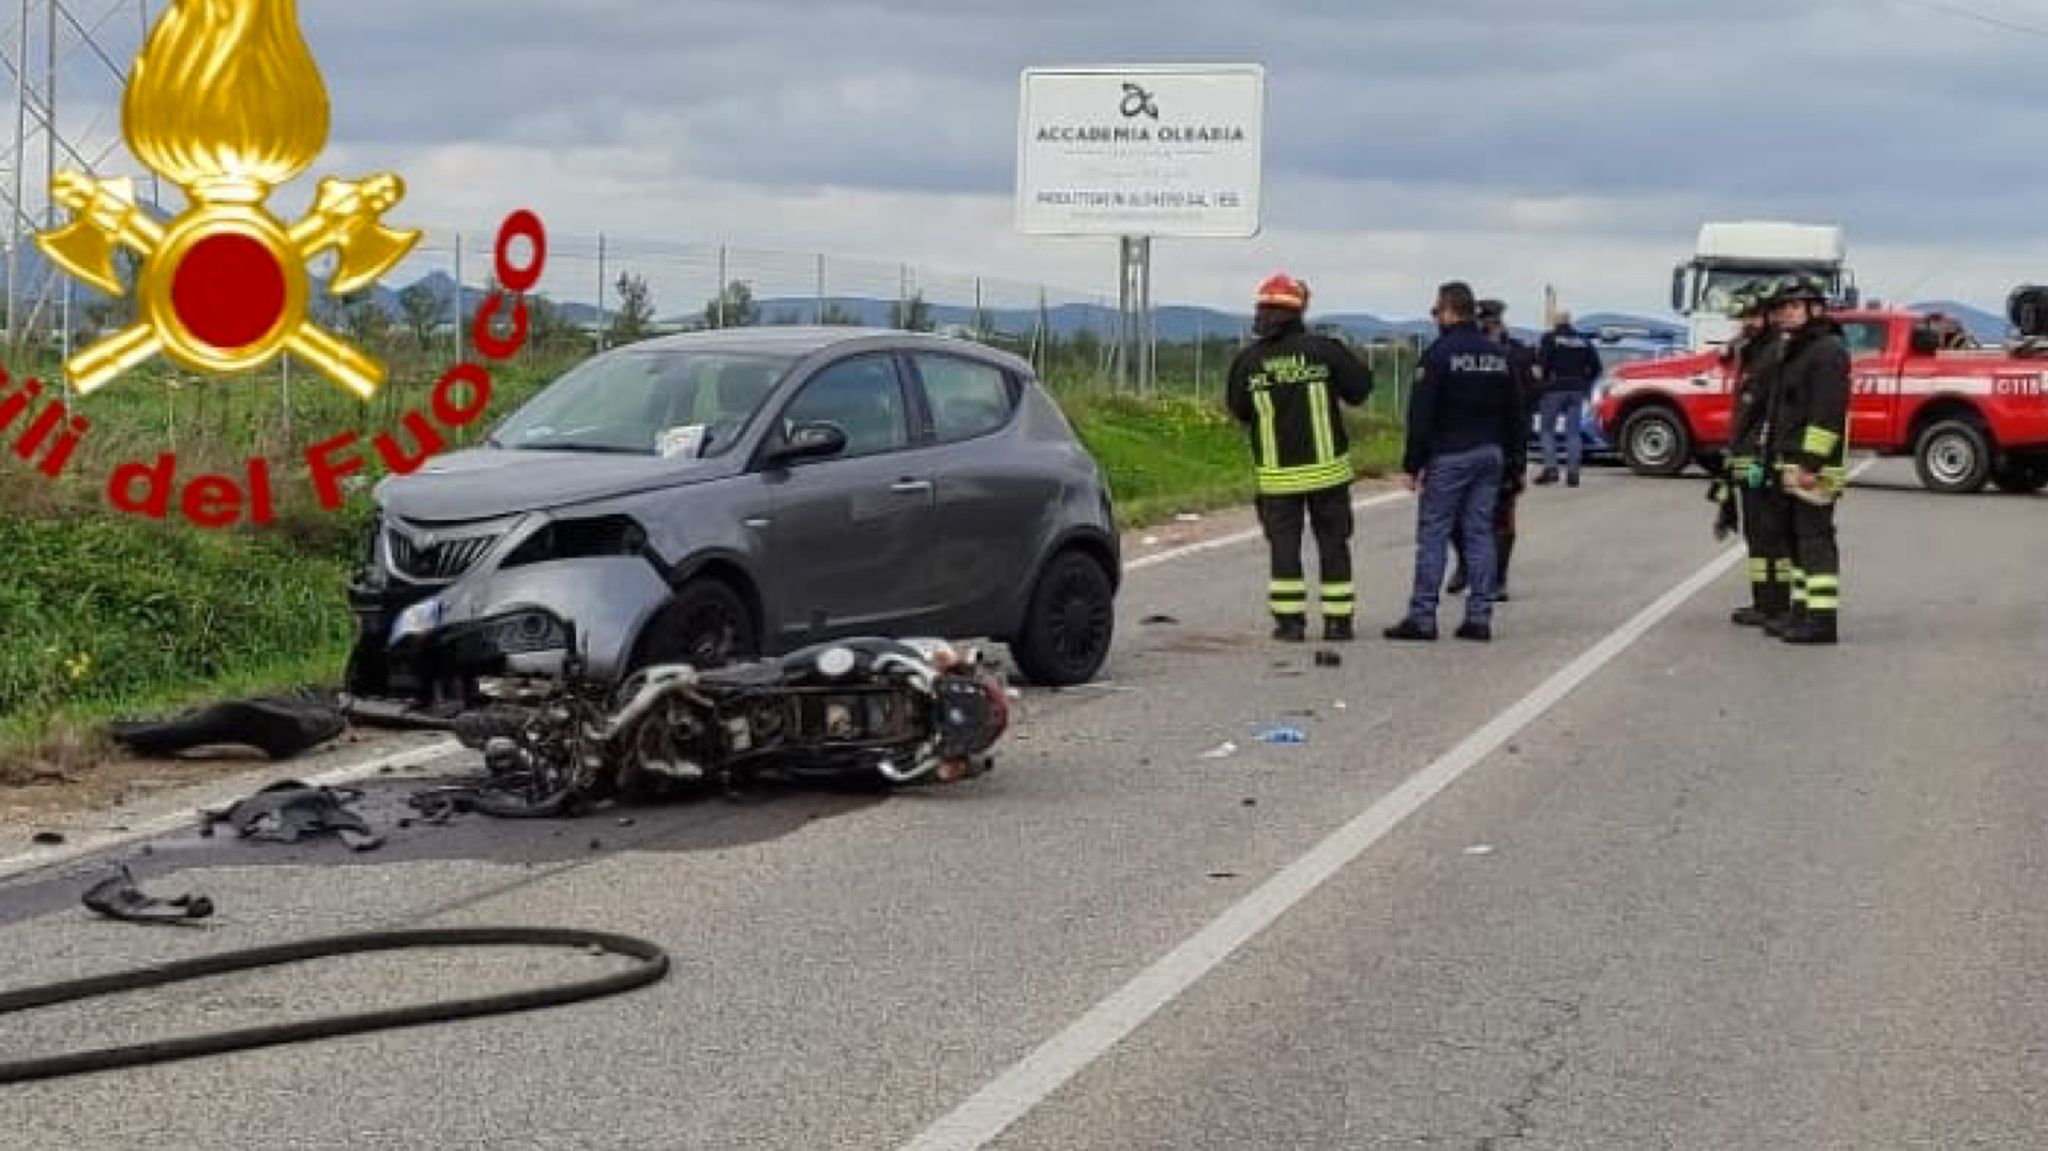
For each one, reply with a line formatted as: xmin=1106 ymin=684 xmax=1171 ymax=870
xmin=1015 ymin=64 xmax=1265 ymax=238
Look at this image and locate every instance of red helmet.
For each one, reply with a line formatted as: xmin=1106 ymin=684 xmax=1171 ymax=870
xmin=1255 ymin=272 xmax=1308 ymax=310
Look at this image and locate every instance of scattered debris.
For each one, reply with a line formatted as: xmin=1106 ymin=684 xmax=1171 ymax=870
xmin=82 ymin=863 xmax=214 ymax=925
xmin=1463 ymin=844 xmax=1495 ymax=856
xmin=1207 ymin=870 xmax=1239 ymax=879
xmin=1201 ymin=741 xmax=1238 ymax=760
xmin=30 ymin=830 xmax=64 ymax=846
xmin=1141 ymin=613 xmax=1180 ymax=625
xmin=1314 ymin=650 xmax=1343 ymax=668
xmin=1334 ymin=700 xmax=1349 ymax=710
xmin=199 ymin=779 xmax=383 ymax=851
xmin=108 ymin=691 xmax=346 ymax=761
xmin=1241 ymin=797 xmax=1257 ymax=807
xmin=1255 ymin=725 xmax=1307 ymax=745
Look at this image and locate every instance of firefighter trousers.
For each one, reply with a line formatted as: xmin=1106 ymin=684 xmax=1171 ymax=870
xmin=1740 ymin=484 xmax=1793 ymax=614
xmin=1788 ymin=498 xmax=1840 ymax=620
xmin=1256 ymin=485 xmax=1354 ymax=622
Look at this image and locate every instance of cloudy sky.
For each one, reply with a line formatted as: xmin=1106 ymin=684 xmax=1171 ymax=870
xmin=26 ymin=0 xmax=2048 ymax=323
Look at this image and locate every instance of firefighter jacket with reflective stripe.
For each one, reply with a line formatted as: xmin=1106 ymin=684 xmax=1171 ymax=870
xmin=1766 ymin=318 xmax=1852 ymax=480
xmin=1225 ymin=322 xmax=1376 ymax=495
xmin=1726 ymin=327 xmax=1784 ymax=464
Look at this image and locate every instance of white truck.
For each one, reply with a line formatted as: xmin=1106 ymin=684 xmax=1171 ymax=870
xmin=1668 ymin=221 xmax=1857 ymax=350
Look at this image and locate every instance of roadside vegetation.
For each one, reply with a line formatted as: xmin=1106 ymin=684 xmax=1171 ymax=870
xmin=0 ymin=273 xmax=1411 ymax=773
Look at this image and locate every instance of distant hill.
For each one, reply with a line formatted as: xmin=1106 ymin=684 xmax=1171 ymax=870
xmin=0 ymin=230 xmax=2015 ymax=346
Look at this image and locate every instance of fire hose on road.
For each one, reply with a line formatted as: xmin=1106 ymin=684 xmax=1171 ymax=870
xmin=0 ymin=926 xmax=671 ymax=1085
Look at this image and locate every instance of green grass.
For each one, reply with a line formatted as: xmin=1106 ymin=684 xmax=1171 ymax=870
xmin=0 ymin=351 xmax=1405 ymax=772
xmin=1059 ymin=385 xmax=1404 ymax=525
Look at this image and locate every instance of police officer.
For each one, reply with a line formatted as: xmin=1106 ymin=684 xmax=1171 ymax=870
xmin=1760 ymin=273 xmax=1851 ymax=644
xmin=1720 ymin=281 xmax=1793 ymax=627
xmin=1448 ymin=298 xmax=1536 ymax=599
xmin=1533 ymin=310 xmax=1604 ymax=486
xmin=1385 ymin=281 xmax=1527 ymax=642
xmin=1225 ymin=272 xmax=1377 ymax=642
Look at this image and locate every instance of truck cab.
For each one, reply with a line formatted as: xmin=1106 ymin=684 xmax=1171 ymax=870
xmin=1670 ymin=221 xmax=1856 ymax=351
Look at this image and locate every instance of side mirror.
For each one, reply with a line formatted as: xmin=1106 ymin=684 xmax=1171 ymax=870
xmin=766 ymin=420 xmax=847 ymax=464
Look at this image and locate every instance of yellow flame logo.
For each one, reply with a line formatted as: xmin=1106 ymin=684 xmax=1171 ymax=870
xmin=35 ymin=0 xmax=419 ymax=398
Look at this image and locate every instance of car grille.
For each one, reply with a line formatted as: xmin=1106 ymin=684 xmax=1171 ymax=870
xmin=384 ymin=523 xmax=501 ymax=583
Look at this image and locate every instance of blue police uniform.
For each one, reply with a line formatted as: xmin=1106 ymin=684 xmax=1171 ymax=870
xmin=1387 ymin=319 xmax=1528 ymax=641
xmin=1535 ymin=321 xmax=1604 ymax=484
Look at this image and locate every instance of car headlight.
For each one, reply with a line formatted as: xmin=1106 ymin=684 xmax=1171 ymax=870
xmin=388 ymin=595 xmax=446 ymax=644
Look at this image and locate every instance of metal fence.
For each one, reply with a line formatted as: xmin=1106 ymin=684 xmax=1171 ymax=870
xmin=3 ymin=227 xmax=1416 ymax=470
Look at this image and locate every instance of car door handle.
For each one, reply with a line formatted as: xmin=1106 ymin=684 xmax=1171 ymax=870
xmin=890 ymin=479 xmax=933 ymax=493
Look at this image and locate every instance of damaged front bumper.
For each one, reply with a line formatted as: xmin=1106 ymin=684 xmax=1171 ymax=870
xmin=342 ymin=511 xmax=674 ymax=727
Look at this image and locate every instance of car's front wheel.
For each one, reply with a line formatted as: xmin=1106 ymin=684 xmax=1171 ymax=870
xmin=1009 ymin=549 xmax=1115 ymax=687
xmin=631 ymin=577 xmax=758 ymax=673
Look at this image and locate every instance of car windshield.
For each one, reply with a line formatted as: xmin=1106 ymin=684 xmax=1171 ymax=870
xmin=489 ymin=349 xmax=798 ymax=456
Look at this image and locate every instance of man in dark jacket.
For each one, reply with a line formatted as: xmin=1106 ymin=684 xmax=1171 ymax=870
xmin=1760 ymin=274 xmax=1851 ymax=645
xmin=1384 ymin=281 xmax=1527 ymax=642
xmin=1225 ymin=272 xmax=1377 ymax=642
xmin=1448 ymin=298 xmax=1536 ymax=600
xmin=1534 ymin=311 xmax=1604 ymax=486
xmin=1719 ymin=281 xmax=1792 ymax=627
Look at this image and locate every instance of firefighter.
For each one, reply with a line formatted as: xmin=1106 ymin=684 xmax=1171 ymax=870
xmin=1448 ymin=298 xmax=1535 ymax=600
xmin=1760 ymin=273 xmax=1851 ymax=644
xmin=1225 ymin=272 xmax=1377 ymax=642
xmin=1719 ymin=280 xmax=1793 ymax=627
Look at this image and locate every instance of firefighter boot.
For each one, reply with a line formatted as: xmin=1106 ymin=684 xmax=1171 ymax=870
xmin=1780 ymin=610 xmax=1837 ymax=645
xmin=1744 ymin=574 xmax=1791 ymax=629
xmin=1272 ymin=615 xmax=1307 ymax=643
xmin=1731 ymin=558 xmax=1771 ymax=626
xmin=1323 ymin=617 xmax=1355 ymax=642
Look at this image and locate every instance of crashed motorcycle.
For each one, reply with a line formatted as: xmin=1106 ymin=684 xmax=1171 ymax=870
xmin=438 ymin=608 xmax=1012 ymax=816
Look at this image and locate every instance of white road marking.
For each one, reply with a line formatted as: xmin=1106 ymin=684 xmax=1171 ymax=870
xmin=1125 ymin=490 xmax=1409 ymax=572
xmin=0 ymin=737 xmax=463 ymax=883
xmin=895 ymin=461 xmax=1877 ymax=1151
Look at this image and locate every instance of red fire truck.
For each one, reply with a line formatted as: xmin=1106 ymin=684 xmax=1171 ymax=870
xmin=1592 ymin=300 xmax=2048 ymax=494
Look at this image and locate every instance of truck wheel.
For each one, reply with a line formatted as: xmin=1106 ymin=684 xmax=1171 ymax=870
xmin=1914 ymin=419 xmax=1991 ymax=494
xmin=1619 ymin=407 xmax=1691 ymax=476
xmin=1991 ymin=455 xmax=2048 ymax=494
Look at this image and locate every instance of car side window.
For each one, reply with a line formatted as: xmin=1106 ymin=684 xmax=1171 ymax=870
xmin=779 ymin=354 xmax=910 ymax=458
xmin=1841 ymin=321 xmax=1886 ymax=357
xmin=913 ymin=354 xmax=1015 ymax=443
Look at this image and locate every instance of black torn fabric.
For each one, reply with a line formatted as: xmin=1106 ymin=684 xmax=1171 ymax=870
xmin=199 ymin=779 xmax=384 ymax=851
xmin=108 ymin=691 xmax=346 ymax=761
xmin=83 ymin=864 xmax=215 ymax=925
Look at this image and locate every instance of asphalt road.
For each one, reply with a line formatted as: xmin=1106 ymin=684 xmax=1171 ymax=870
xmin=1 ymin=458 xmax=2043 ymax=1150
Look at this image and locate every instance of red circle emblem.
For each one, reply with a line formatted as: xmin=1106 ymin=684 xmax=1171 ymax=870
xmin=169 ymin=233 xmax=287 ymax=350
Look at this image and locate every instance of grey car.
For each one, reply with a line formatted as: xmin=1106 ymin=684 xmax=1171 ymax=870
xmin=341 ymin=326 xmax=1122 ymax=726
